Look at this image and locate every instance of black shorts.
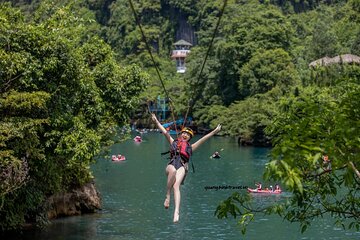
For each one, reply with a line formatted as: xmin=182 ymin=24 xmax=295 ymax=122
xmin=168 ymin=157 xmax=189 ymax=184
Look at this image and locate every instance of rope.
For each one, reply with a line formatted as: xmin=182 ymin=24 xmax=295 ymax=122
xmin=182 ymin=100 xmax=191 ymax=129
xmin=128 ymin=0 xmax=179 ymax=133
xmin=128 ymin=0 xmax=228 ymax=132
xmin=182 ymin=0 xmax=228 ymax=128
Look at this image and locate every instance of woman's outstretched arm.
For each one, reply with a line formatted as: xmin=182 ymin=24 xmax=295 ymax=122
xmin=151 ymin=113 xmax=174 ymax=144
xmin=192 ymin=124 xmax=221 ymax=151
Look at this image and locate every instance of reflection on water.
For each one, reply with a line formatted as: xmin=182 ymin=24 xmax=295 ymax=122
xmin=3 ymin=133 xmax=359 ymax=240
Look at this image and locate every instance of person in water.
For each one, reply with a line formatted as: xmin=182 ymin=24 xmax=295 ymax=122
xmin=322 ymin=154 xmax=332 ymax=171
xmin=255 ymin=182 xmax=262 ymax=190
xmin=211 ymin=151 xmax=221 ymax=158
xmin=151 ymin=113 xmax=221 ymax=223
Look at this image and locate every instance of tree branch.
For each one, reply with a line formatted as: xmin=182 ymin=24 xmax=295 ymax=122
xmin=349 ymin=161 xmax=360 ymax=180
xmin=1 ymin=74 xmax=23 ymax=93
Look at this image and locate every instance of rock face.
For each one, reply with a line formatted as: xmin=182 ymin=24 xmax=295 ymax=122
xmin=175 ymin=13 xmax=196 ymax=45
xmin=46 ymin=181 xmax=101 ymax=219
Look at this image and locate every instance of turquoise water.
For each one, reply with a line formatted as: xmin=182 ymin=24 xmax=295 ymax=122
xmin=6 ymin=132 xmax=360 ymax=239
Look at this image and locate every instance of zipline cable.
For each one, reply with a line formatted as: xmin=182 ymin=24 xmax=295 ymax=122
xmin=182 ymin=0 xmax=228 ymax=128
xmin=128 ymin=0 xmax=227 ymax=132
xmin=128 ymin=0 xmax=179 ymax=133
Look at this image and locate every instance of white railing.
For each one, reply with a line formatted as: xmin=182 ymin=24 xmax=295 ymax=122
xmin=176 ymin=66 xmax=186 ymax=73
xmin=171 ymin=50 xmax=190 ymax=57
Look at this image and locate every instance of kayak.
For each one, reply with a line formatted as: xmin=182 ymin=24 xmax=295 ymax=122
xmin=247 ymin=188 xmax=282 ymax=194
xmin=134 ymin=136 xmax=142 ymax=142
xmin=112 ymin=155 xmax=126 ymax=161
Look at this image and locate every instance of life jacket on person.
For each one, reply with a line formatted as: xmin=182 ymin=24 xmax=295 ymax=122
xmin=170 ymin=138 xmax=192 ymax=162
xmin=162 ymin=138 xmax=194 ymax=172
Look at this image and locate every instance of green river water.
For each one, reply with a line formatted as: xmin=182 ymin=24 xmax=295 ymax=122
xmin=7 ymin=132 xmax=360 ymax=239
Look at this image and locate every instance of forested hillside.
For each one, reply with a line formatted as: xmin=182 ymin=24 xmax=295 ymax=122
xmin=1 ymin=0 xmax=359 ymax=234
xmin=4 ymin=0 xmax=359 ymax=144
xmin=87 ymin=0 xmax=359 ymax=145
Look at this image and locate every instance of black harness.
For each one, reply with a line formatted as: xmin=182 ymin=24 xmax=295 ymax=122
xmin=161 ymin=139 xmax=195 ymax=172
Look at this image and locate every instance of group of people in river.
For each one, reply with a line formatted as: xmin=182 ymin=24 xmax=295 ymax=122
xmin=150 ymin=113 xmax=336 ymax=222
xmin=151 ymin=112 xmax=287 ymax=222
xmin=134 ymin=114 xmax=328 ymax=223
xmin=255 ymin=182 xmax=281 ymax=192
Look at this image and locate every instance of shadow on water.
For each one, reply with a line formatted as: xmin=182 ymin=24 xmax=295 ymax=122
xmin=3 ymin=133 xmax=360 ymax=240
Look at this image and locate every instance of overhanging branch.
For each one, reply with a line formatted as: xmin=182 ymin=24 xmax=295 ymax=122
xmin=349 ymin=161 xmax=360 ymax=180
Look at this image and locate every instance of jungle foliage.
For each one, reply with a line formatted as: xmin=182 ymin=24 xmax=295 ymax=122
xmin=215 ymin=65 xmax=360 ymax=233
xmin=0 ymin=1 xmax=148 ymax=230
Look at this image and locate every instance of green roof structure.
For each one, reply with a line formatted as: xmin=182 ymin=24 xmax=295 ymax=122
xmin=173 ymin=39 xmax=192 ymax=46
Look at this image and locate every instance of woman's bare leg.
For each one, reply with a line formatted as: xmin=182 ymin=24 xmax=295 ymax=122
xmin=164 ymin=165 xmax=176 ymax=209
xmin=172 ymin=167 xmax=186 ymax=223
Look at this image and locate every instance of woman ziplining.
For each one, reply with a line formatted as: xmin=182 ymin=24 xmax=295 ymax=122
xmin=128 ymin=0 xmax=227 ymax=223
xmin=151 ymin=113 xmax=221 ymax=223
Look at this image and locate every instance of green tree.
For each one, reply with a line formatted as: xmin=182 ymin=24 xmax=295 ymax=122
xmin=106 ymin=0 xmax=169 ymax=60
xmin=306 ymin=6 xmax=340 ymax=61
xmin=334 ymin=0 xmax=360 ymax=55
xmin=0 ymin=2 xmax=148 ymax=230
xmin=215 ymin=65 xmax=360 ymax=233
xmin=238 ymin=48 xmax=299 ymax=98
xmin=186 ymin=0 xmax=294 ymax=109
xmin=213 ymin=91 xmax=279 ymax=146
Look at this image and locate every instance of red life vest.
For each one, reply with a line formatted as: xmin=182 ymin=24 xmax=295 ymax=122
xmin=170 ymin=138 xmax=192 ymax=162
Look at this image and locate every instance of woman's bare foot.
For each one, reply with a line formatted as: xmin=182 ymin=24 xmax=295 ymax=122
xmin=164 ymin=197 xmax=170 ymax=209
xmin=173 ymin=211 xmax=179 ymax=223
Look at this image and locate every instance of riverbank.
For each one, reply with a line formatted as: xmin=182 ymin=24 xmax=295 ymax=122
xmin=0 ymin=181 xmax=101 ymax=236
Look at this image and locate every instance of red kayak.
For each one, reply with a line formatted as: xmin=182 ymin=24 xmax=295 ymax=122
xmin=247 ymin=188 xmax=282 ymax=194
xmin=134 ymin=136 xmax=142 ymax=142
xmin=112 ymin=154 xmax=126 ymax=161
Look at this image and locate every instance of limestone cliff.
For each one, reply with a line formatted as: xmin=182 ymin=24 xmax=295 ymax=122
xmin=46 ymin=181 xmax=101 ymax=219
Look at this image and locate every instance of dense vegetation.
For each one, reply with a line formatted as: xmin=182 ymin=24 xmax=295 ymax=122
xmin=0 ymin=1 xmax=148 ymax=230
xmin=0 ymin=0 xmax=359 ymax=235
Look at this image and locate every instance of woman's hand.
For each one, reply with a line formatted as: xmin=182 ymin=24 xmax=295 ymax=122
xmin=192 ymin=124 xmax=222 ymax=151
xmin=151 ymin=113 xmax=158 ymax=123
xmin=214 ymin=124 xmax=222 ymax=133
